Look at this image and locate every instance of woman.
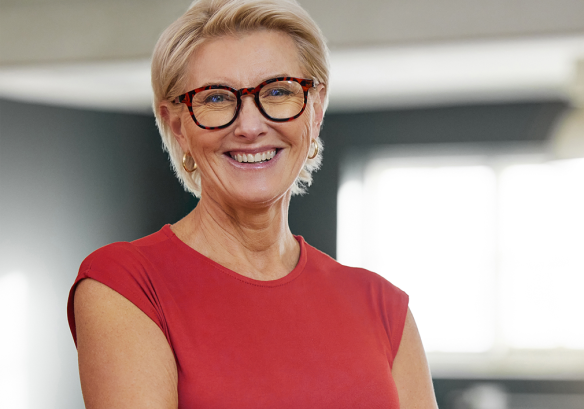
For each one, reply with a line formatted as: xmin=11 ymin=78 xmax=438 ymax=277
xmin=67 ymin=0 xmax=438 ymax=408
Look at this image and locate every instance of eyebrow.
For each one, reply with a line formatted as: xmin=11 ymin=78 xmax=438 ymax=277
xmin=195 ymin=74 xmax=291 ymax=89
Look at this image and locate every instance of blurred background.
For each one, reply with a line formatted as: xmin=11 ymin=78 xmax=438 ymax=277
xmin=1 ymin=0 xmax=584 ymax=408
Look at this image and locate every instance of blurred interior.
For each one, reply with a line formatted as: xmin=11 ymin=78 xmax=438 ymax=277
xmin=1 ymin=1 xmax=584 ymax=408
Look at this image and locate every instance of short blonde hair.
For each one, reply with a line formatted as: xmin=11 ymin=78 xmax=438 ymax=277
xmin=151 ymin=0 xmax=329 ymax=198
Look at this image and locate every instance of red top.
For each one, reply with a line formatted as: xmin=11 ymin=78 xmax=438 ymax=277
xmin=67 ymin=225 xmax=408 ymax=409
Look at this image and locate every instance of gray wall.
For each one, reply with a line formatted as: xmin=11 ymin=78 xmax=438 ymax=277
xmin=0 ymin=99 xmax=194 ymax=409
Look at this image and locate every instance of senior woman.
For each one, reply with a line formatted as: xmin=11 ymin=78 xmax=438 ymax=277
xmin=67 ymin=0 xmax=438 ymax=408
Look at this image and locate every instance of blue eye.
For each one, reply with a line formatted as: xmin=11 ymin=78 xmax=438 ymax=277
xmin=196 ymin=91 xmax=236 ymax=107
xmin=205 ymin=94 xmax=226 ymax=103
xmin=261 ymin=86 xmax=295 ymax=100
xmin=268 ymin=88 xmax=291 ymax=97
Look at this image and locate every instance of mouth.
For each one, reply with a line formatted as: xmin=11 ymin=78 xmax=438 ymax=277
xmin=229 ymin=149 xmax=277 ymax=164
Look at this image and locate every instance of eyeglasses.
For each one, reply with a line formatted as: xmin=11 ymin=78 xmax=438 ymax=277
xmin=175 ymin=77 xmax=315 ymax=130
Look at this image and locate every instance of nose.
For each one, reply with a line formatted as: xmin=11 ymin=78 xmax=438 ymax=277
xmin=233 ymin=95 xmax=267 ymax=139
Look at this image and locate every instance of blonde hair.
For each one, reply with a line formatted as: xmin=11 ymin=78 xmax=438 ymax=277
xmin=151 ymin=0 xmax=329 ymax=198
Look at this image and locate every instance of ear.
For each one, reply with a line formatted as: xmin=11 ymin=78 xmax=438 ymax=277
xmin=160 ymin=100 xmax=190 ymax=153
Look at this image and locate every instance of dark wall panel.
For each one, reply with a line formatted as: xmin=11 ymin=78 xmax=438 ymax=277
xmin=0 ymin=98 xmax=195 ymax=409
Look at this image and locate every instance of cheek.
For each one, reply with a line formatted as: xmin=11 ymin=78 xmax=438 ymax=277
xmin=179 ymin=117 xmax=198 ymax=150
xmin=183 ymin=132 xmax=209 ymax=167
xmin=303 ymin=109 xmax=319 ymax=145
xmin=293 ymin=120 xmax=314 ymax=163
xmin=303 ymin=120 xmax=313 ymax=145
xmin=292 ymin=117 xmax=313 ymax=150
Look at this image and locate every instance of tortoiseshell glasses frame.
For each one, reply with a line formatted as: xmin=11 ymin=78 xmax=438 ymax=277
xmin=174 ymin=77 xmax=315 ymax=130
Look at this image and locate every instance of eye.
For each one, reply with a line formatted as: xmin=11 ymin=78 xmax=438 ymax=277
xmin=193 ymin=89 xmax=236 ymax=108
xmin=261 ymin=85 xmax=296 ymax=100
xmin=204 ymin=93 xmax=228 ymax=104
xmin=267 ymin=87 xmax=292 ymax=97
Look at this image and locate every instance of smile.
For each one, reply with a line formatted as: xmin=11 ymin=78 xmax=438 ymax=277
xmin=230 ymin=149 xmax=277 ymax=164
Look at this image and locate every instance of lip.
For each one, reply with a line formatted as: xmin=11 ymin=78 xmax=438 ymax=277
xmin=225 ymin=148 xmax=282 ymax=169
xmin=225 ymin=146 xmax=280 ymax=155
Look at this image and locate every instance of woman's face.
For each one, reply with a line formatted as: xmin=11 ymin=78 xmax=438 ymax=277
xmin=168 ymin=30 xmax=325 ymax=208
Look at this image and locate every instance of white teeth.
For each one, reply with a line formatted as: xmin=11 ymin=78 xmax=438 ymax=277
xmin=230 ymin=149 xmax=277 ymax=163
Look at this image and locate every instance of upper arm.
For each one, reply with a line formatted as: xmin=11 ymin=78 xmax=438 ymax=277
xmin=74 ymin=278 xmax=178 ymax=409
xmin=391 ymin=308 xmax=438 ymax=409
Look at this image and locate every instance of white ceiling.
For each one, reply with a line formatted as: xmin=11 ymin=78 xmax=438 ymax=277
xmin=1 ymin=0 xmax=583 ymax=112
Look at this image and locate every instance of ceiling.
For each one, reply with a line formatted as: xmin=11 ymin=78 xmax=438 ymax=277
xmin=1 ymin=0 xmax=583 ymax=112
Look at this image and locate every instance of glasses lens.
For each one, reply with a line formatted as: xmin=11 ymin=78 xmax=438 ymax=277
xmin=259 ymin=80 xmax=305 ymax=120
xmin=191 ymin=89 xmax=237 ymax=128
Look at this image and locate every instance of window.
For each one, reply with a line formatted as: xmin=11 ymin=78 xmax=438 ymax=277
xmin=337 ymin=144 xmax=584 ymax=376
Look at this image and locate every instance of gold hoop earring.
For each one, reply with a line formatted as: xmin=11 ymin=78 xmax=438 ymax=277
xmin=182 ymin=152 xmax=197 ymax=172
xmin=308 ymin=139 xmax=319 ymax=160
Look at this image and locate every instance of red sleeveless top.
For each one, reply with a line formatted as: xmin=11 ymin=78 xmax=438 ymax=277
xmin=68 ymin=225 xmax=408 ymax=408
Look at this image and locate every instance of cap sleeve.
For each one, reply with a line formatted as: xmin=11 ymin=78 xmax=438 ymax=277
xmin=67 ymin=242 xmax=168 ymax=346
xmin=381 ymin=279 xmax=409 ymax=367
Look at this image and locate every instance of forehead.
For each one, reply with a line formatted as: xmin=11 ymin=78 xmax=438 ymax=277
xmin=185 ymin=30 xmax=305 ymax=89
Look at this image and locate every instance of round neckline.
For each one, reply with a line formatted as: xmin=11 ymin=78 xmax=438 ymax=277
xmin=160 ymin=224 xmax=308 ymax=287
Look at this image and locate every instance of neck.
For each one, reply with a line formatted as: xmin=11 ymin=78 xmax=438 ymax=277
xmin=172 ymin=190 xmax=299 ymax=281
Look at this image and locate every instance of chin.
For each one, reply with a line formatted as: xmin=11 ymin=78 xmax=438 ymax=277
xmin=228 ymin=182 xmax=292 ymax=207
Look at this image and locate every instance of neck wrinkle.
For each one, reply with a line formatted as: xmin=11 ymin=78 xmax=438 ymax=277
xmin=180 ymin=190 xmax=299 ymax=281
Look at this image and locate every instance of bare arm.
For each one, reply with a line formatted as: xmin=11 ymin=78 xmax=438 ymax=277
xmin=392 ymin=308 xmax=439 ymax=409
xmin=74 ymin=278 xmax=178 ymax=409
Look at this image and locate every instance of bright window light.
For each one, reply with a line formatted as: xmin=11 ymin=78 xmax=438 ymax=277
xmin=365 ymin=165 xmax=497 ymax=353
xmin=337 ymin=179 xmax=364 ymax=268
xmin=0 ymin=272 xmax=28 ymax=409
xmin=338 ymin=151 xmax=584 ymax=358
xmin=499 ymin=158 xmax=584 ymax=349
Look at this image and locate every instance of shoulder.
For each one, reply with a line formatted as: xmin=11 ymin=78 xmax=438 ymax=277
xmin=69 ymin=226 xmax=174 ymax=345
xmin=304 ymin=239 xmax=407 ymax=300
xmin=74 ymin=226 xmax=177 ymax=304
xmin=80 ymin=226 xmax=173 ymax=274
xmin=303 ymin=239 xmax=409 ymax=357
xmin=81 ymin=241 xmax=141 ymax=269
